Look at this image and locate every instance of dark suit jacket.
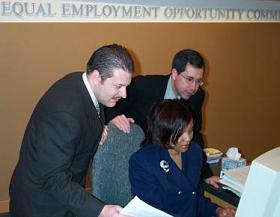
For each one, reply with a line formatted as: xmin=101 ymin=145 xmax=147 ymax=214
xmin=9 ymin=72 xmax=105 ymax=217
xmin=105 ymin=74 xmax=205 ymax=146
xmin=129 ymin=142 xmax=218 ymax=217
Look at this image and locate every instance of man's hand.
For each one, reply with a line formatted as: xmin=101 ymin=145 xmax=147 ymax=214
xmin=216 ymin=207 xmax=236 ymax=217
xmin=110 ymin=115 xmax=135 ymax=133
xmin=205 ymin=175 xmax=221 ymax=188
xmin=99 ymin=125 xmax=109 ymax=145
xmin=98 ymin=205 xmax=133 ymax=217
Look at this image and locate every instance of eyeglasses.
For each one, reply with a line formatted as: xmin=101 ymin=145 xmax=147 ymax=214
xmin=180 ymin=74 xmax=204 ymax=86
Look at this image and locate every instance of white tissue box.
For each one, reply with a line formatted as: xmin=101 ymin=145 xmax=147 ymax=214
xmin=221 ymin=157 xmax=246 ymax=171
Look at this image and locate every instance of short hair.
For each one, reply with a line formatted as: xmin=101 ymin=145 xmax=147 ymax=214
xmin=86 ymin=44 xmax=134 ymax=82
xmin=171 ymin=49 xmax=205 ymax=74
xmin=145 ymin=99 xmax=193 ymax=149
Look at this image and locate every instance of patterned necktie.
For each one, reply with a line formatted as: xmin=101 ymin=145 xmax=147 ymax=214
xmin=95 ymin=103 xmax=100 ymax=118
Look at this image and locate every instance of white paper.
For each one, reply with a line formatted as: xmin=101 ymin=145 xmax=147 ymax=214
xmin=121 ymin=196 xmax=173 ymax=217
xmin=220 ymin=165 xmax=250 ymax=197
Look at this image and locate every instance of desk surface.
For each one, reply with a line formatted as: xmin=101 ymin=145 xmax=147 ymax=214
xmin=202 ymin=162 xmax=240 ymax=207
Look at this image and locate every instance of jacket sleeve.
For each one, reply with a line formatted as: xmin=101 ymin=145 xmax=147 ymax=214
xmin=129 ymin=153 xmax=165 ymax=210
xmin=33 ymin=112 xmax=104 ymax=217
xmin=190 ymin=143 xmax=219 ymax=217
xmin=197 ymin=186 xmax=219 ymax=217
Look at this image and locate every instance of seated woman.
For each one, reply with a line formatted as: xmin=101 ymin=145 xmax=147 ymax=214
xmin=129 ymin=99 xmax=235 ymax=217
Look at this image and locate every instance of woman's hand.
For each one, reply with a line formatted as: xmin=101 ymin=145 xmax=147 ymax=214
xmin=205 ymin=175 xmax=221 ymax=188
xmin=216 ymin=207 xmax=236 ymax=217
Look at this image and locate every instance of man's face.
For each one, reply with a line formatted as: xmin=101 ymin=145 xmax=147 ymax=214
xmin=172 ymin=64 xmax=204 ymax=100
xmin=93 ymin=68 xmax=132 ymax=107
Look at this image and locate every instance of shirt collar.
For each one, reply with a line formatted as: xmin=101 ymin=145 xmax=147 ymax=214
xmin=82 ymin=72 xmax=99 ymax=108
xmin=164 ymin=75 xmax=180 ymax=99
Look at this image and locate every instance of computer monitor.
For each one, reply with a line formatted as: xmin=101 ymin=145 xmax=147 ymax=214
xmin=236 ymin=146 xmax=280 ymax=217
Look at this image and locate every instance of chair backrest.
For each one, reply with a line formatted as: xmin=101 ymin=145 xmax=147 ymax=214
xmin=91 ymin=123 xmax=145 ymax=206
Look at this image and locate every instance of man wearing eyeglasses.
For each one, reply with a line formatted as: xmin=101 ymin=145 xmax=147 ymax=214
xmin=105 ymin=49 xmax=205 ymax=146
xmin=105 ymin=49 xmax=221 ymax=187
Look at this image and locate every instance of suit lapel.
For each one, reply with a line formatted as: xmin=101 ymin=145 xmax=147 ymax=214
xmin=158 ymin=148 xmax=196 ymax=191
xmin=78 ymin=74 xmax=104 ymax=141
xmin=158 ymin=75 xmax=170 ymax=99
xmin=99 ymin=104 xmax=105 ymax=125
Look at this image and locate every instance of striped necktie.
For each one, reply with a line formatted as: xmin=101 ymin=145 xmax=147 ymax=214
xmin=95 ymin=103 xmax=100 ymax=118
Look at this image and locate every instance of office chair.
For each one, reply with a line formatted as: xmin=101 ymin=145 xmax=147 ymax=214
xmin=91 ymin=123 xmax=145 ymax=206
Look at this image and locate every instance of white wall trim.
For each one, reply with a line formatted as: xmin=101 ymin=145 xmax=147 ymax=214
xmin=0 ymin=0 xmax=280 ymax=22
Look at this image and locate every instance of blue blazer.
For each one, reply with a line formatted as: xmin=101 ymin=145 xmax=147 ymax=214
xmin=129 ymin=142 xmax=218 ymax=217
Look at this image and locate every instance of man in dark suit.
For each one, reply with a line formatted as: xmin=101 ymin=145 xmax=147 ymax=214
xmin=105 ymin=49 xmax=221 ymax=187
xmin=9 ymin=44 xmax=134 ymax=217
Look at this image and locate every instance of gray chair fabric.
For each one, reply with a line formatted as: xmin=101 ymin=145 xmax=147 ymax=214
xmin=91 ymin=123 xmax=145 ymax=206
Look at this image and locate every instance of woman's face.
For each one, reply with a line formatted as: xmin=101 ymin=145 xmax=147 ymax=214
xmin=172 ymin=120 xmax=194 ymax=153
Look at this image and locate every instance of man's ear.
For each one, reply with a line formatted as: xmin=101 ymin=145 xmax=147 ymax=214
xmin=171 ymin=69 xmax=179 ymax=80
xmin=91 ymin=70 xmax=102 ymax=84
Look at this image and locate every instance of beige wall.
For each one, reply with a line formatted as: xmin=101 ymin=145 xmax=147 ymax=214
xmin=1 ymin=23 xmax=279 ymax=209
